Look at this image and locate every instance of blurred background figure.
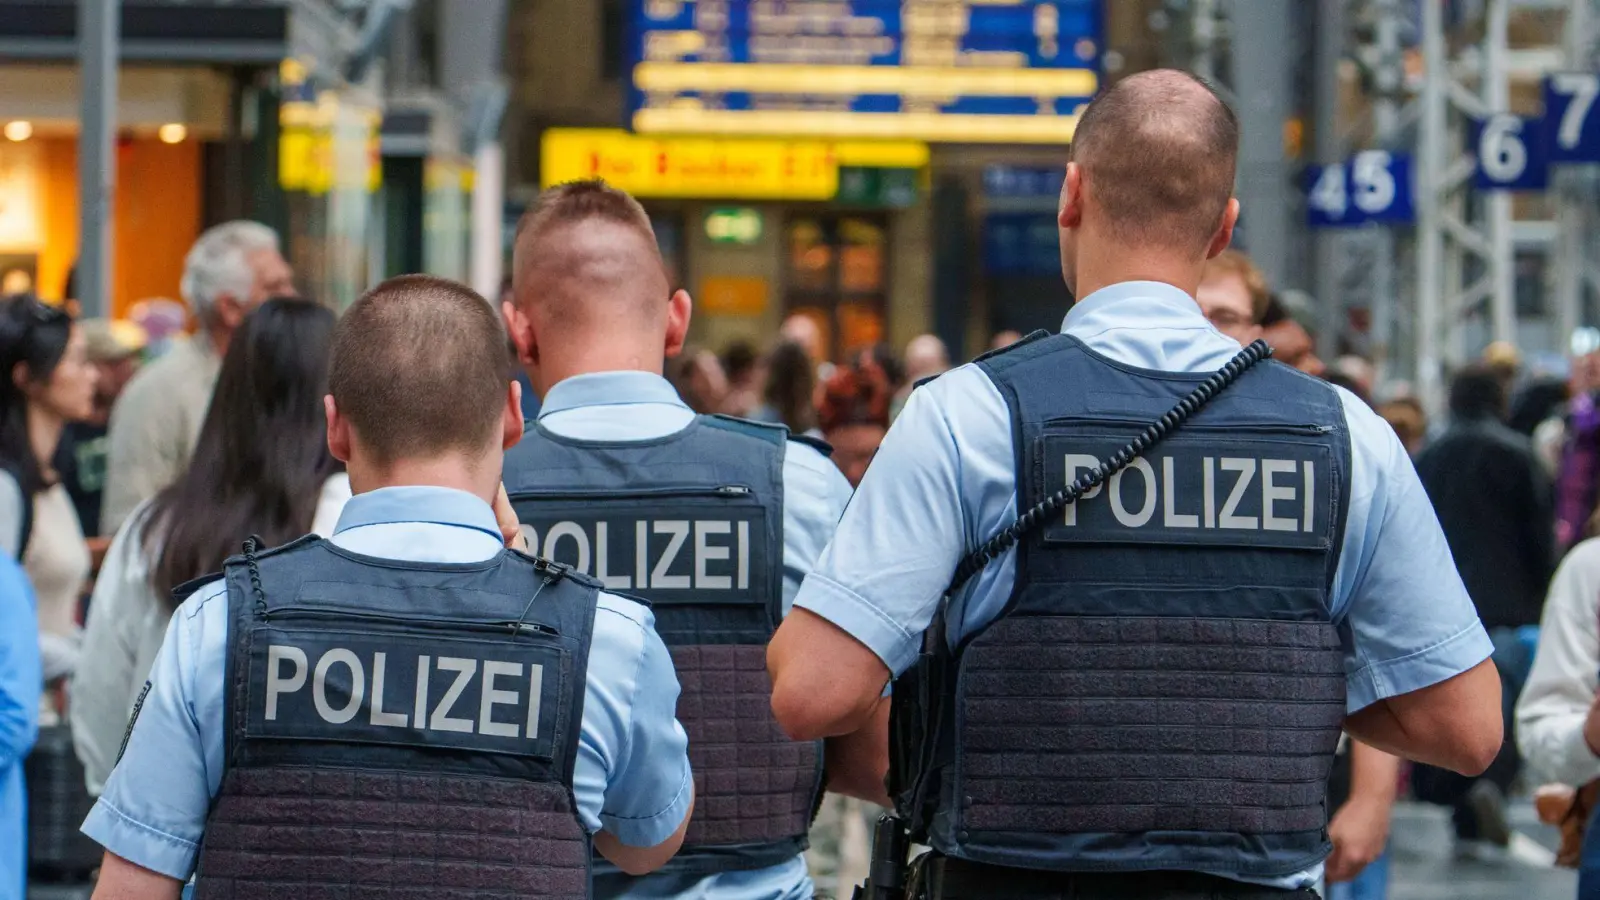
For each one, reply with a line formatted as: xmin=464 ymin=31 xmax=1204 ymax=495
xmin=0 ymin=296 xmax=97 ymax=695
xmin=1484 ymin=341 xmax=1523 ymax=401
xmin=816 ymin=346 xmax=895 ymax=487
xmin=70 ymin=298 xmax=347 ymax=796
xmin=989 ymin=329 xmax=1024 ymax=352
xmin=720 ymin=338 xmax=765 ymax=418
xmin=1554 ymin=347 xmax=1600 ymax=549
xmin=1378 ymin=396 xmax=1429 ymax=457
xmin=756 ymin=339 xmax=820 ymax=436
xmin=667 ymin=346 xmax=730 ymax=415
xmin=897 ymin=333 xmax=949 ymax=418
xmin=1332 ymin=356 xmax=1378 ymax=405
xmin=101 ymin=222 xmax=294 ymax=536
xmin=1413 ymin=365 xmax=1552 ymax=852
xmin=1196 ymin=249 xmax=1268 ymax=345
xmin=1260 ymin=294 xmax=1325 ymax=377
xmin=52 ymin=318 xmax=146 ymax=548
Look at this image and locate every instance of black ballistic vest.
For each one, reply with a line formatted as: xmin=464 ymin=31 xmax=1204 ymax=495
xmin=505 ymin=415 xmax=823 ymax=877
xmin=916 ymin=334 xmax=1351 ymax=879
xmin=192 ymin=536 xmax=598 ymax=899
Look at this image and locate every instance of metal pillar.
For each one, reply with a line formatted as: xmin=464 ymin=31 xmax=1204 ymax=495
xmin=1367 ymin=0 xmax=1406 ymax=384
xmin=77 ymin=0 xmax=118 ymax=317
xmin=1312 ymin=0 xmax=1346 ymax=359
xmin=1554 ymin=0 xmax=1600 ymax=349
xmin=1228 ymin=0 xmax=1299 ymax=292
xmin=1414 ymin=0 xmax=1514 ymax=413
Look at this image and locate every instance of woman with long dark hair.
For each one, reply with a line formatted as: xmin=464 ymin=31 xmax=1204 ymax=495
xmin=71 ymin=298 xmax=347 ymax=793
xmin=0 ymin=295 xmax=98 ymax=679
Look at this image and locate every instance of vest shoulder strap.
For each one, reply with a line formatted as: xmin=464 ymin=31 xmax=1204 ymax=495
xmin=972 ymin=329 xmax=1055 ymax=367
xmin=171 ymin=571 xmax=222 ymax=606
xmin=788 ymin=433 xmax=834 ymax=458
xmin=703 ymin=413 xmax=789 ymax=448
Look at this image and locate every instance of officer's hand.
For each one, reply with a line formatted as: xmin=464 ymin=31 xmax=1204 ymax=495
xmin=493 ymin=483 xmax=529 ymax=552
xmin=1324 ymin=794 xmax=1391 ymax=884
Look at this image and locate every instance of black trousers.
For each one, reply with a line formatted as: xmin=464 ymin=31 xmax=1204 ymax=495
xmin=914 ymin=857 xmax=1319 ymax=900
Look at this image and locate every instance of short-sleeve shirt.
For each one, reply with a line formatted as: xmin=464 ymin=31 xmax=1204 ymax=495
xmin=791 ymin=281 xmax=1494 ymax=891
xmin=81 ymin=485 xmax=693 ymax=882
xmin=535 ymin=370 xmax=854 ymax=900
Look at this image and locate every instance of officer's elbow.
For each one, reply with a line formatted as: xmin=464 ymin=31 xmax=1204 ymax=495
xmin=1451 ymin=717 xmax=1505 ymax=777
xmin=770 ymin=676 xmax=847 ymax=742
xmin=768 ymin=607 xmax=891 ymax=741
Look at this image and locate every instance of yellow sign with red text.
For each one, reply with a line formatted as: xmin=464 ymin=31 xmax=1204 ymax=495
xmin=540 ymin=129 xmax=927 ymax=201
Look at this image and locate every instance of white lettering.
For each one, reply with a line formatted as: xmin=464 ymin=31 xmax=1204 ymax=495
xmin=652 ymin=521 xmax=691 ymax=589
xmin=594 ymin=522 xmax=631 ymax=590
xmin=543 ymin=522 xmax=591 ymax=575
xmin=1219 ymin=458 xmax=1259 ymax=530
xmin=264 ymin=645 xmax=307 ymax=721
xmin=636 ymin=520 xmax=650 ymax=589
xmin=1109 ymin=457 xmax=1157 ymax=527
xmin=414 ymin=655 xmax=430 ymax=725
xmin=313 ymin=648 xmax=364 ymax=725
xmin=430 ymin=657 xmax=477 ymax=733
xmin=737 ymin=520 xmax=750 ymax=590
xmin=1162 ymin=457 xmax=1199 ymax=528
xmin=1203 ymin=457 xmax=1217 ymax=528
xmin=1063 ymin=454 xmax=1104 ymax=525
xmin=526 ymin=663 xmax=544 ymax=739
xmin=1303 ymin=460 xmax=1316 ymax=533
xmin=368 ymin=652 xmax=407 ymax=728
xmin=695 ymin=521 xmax=733 ymax=589
xmin=479 ymin=661 xmax=523 ymax=738
xmin=1261 ymin=459 xmax=1299 ymax=532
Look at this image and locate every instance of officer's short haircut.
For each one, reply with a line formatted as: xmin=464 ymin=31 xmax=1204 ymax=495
xmin=1203 ymin=249 xmax=1271 ymax=325
xmin=1070 ymin=69 xmax=1239 ymax=252
xmin=511 ymin=179 xmax=668 ymax=327
xmin=330 ymin=274 xmax=507 ymax=465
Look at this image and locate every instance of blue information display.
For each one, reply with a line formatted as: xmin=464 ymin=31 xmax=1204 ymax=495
xmin=1306 ymin=151 xmax=1415 ymax=228
xmin=626 ymin=0 xmax=1101 ymax=143
xmin=1473 ymin=114 xmax=1548 ymax=191
xmin=983 ymin=212 xmax=1061 ymax=276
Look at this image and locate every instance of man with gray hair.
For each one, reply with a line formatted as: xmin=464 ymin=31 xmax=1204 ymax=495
xmin=100 ymin=221 xmax=295 ymax=534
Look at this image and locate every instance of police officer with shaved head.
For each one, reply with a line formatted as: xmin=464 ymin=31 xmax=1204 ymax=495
xmin=82 ymin=275 xmax=694 ymax=900
xmin=501 ymin=181 xmax=871 ymax=900
xmin=768 ymin=70 xmax=1506 ymax=899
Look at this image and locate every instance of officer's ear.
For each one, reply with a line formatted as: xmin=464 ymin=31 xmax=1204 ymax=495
xmin=501 ymin=380 xmax=525 ymax=451
xmin=1206 ymin=198 xmax=1241 ymax=261
xmin=664 ymin=288 xmax=693 ymax=359
xmin=324 ymin=394 xmax=352 ymax=464
xmin=502 ymin=300 xmax=536 ymax=367
xmin=1058 ymin=163 xmax=1084 ymax=231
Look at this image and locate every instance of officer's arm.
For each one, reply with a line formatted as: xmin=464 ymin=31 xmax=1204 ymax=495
xmin=594 ymin=795 xmax=695 ymax=876
xmin=91 ymin=851 xmax=183 ymax=900
xmin=1344 ymin=660 xmax=1502 ymax=775
xmin=823 ymin=695 xmax=891 ymax=806
xmin=770 ymin=610 xmax=891 ymax=741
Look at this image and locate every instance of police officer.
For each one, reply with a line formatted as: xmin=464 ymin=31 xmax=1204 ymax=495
xmin=500 ymin=181 xmax=872 ymax=899
xmin=768 ymin=70 xmax=1505 ymax=899
xmin=83 ymin=275 xmax=694 ymax=899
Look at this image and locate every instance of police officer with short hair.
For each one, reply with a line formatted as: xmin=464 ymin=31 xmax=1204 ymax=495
xmin=501 ymin=181 xmax=871 ymax=899
xmin=768 ymin=70 xmax=1505 ymax=899
xmin=83 ymin=275 xmax=694 ymax=899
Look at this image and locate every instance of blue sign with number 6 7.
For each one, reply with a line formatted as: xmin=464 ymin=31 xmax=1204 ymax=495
xmin=1474 ymin=114 xmax=1548 ymax=191
xmin=1542 ymin=73 xmax=1600 ymax=163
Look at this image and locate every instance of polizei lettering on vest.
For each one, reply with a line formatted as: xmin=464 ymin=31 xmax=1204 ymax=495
xmin=522 ymin=517 xmax=752 ymax=592
xmin=1063 ymin=453 xmax=1316 ymax=532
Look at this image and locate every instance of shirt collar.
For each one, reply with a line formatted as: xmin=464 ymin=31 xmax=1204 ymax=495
xmin=332 ymin=486 xmax=502 ymax=541
xmin=537 ymin=370 xmax=689 ymax=419
xmin=1061 ymin=280 xmax=1209 ymax=334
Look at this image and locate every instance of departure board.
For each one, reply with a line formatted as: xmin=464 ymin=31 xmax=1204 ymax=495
xmin=626 ymin=0 xmax=1101 ymax=144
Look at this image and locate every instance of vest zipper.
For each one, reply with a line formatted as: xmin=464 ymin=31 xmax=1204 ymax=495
xmin=262 ymin=605 xmax=560 ymax=638
xmin=508 ymin=484 xmax=753 ymax=501
xmin=1043 ymin=416 xmax=1334 ymax=436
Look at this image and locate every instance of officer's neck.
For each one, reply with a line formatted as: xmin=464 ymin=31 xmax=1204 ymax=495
xmin=345 ymin=454 xmax=499 ymax=508
xmin=532 ymin=341 xmax=665 ymax=396
xmin=1070 ymin=237 xmax=1206 ymax=302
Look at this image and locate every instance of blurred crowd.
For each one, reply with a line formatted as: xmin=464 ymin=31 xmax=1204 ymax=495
xmin=11 ymin=218 xmax=1600 ymax=897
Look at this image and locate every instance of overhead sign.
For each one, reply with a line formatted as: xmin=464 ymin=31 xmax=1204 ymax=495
xmin=1473 ymin=114 xmax=1548 ymax=191
xmin=626 ymin=0 xmax=1101 ymax=144
xmin=541 ymin=129 xmax=927 ymax=201
xmin=1541 ymin=72 xmax=1600 ymax=163
xmin=1306 ymin=151 xmax=1414 ymax=228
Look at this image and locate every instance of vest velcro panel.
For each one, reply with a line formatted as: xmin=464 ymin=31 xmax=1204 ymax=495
xmin=194 ymin=768 xmax=588 ymax=899
xmin=672 ymin=643 xmax=822 ymax=846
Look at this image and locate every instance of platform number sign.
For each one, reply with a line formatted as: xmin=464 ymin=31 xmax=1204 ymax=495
xmin=1542 ymin=73 xmax=1600 ymax=163
xmin=1306 ymin=151 xmax=1414 ymax=228
xmin=1474 ymin=114 xmax=1548 ymax=191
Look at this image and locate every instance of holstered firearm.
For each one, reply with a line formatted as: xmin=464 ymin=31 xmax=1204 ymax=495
xmin=853 ymin=813 xmax=911 ymax=900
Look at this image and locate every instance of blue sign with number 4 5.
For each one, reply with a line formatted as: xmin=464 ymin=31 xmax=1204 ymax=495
xmin=1306 ymin=151 xmax=1415 ymax=228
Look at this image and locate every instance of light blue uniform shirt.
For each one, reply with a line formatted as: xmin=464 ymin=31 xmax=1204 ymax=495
xmin=81 ymin=486 xmax=693 ymax=882
xmin=538 ymin=371 xmax=854 ymax=900
xmin=0 ymin=555 xmax=39 ymax=900
xmin=793 ymin=281 xmax=1494 ymax=890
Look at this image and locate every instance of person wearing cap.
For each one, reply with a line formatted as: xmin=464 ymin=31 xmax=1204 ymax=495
xmin=54 ymin=318 xmax=147 ymax=541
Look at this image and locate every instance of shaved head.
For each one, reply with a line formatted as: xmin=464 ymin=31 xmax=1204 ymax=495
xmin=512 ymin=180 xmax=670 ymax=328
xmin=1069 ymin=69 xmax=1239 ymax=252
